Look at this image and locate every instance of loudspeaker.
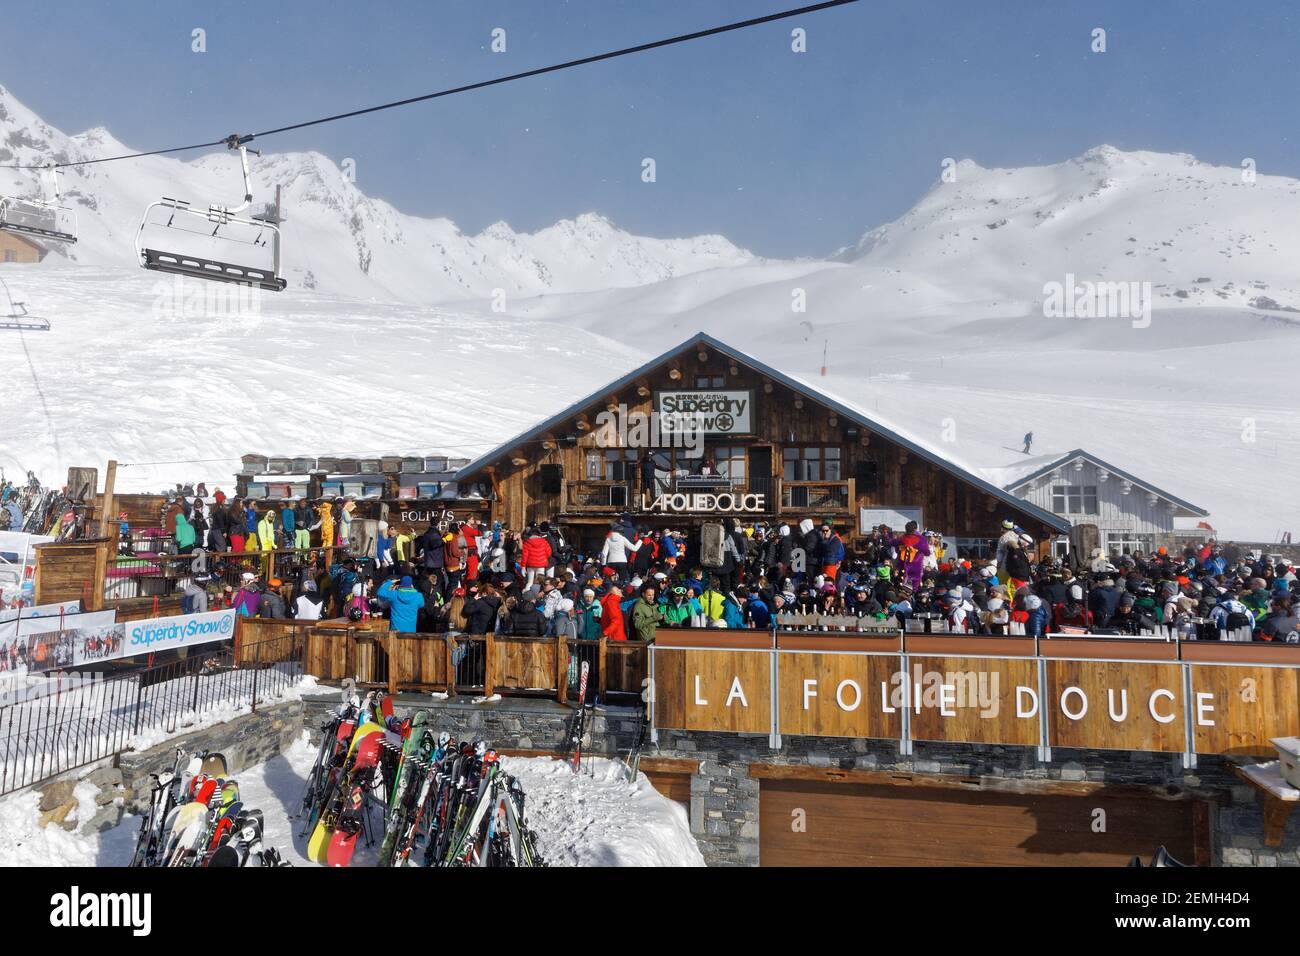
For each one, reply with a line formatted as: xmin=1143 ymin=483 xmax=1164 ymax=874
xmin=854 ymin=460 xmax=879 ymax=492
xmin=699 ymin=522 xmax=725 ymax=568
xmin=540 ymin=464 xmax=563 ymax=494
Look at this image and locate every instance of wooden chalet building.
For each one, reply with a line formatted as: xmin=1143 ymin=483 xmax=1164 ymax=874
xmin=452 ymin=333 xmax=1068 ymax=554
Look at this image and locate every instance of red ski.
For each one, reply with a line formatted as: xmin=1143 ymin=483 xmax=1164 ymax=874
xmin=571 ymin=660 xmax=590 ymax=774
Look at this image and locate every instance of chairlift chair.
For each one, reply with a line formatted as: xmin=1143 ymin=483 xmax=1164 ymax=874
xmin=0 ymin=165 xmax=78 ymax=245
xmin=135 ymin=135 xmax=287 ymax=292
xmin=0 ymin=275 xmax=49 ymax=331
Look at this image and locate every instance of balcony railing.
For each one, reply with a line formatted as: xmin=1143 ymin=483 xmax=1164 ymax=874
xmin=778 ymin=478 xmax=855 ymax=514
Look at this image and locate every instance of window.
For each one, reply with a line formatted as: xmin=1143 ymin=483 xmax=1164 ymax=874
xmin=783 ymin=446 xmax=841 ymax=482
xmin=585 ymin=449 xmax=637 ymax=481
xmin=710 ymin=445 xmax=747 ymax=487
xmin=694 ymin=375 xmax=726 ymax=388
xmin=3 ymin=250 xmax=16 ymax=263
xmin=1105 ymin=532 xmax=1155 ymax=556
xmin=1051 ymin=484 xmax=1098 ymax=515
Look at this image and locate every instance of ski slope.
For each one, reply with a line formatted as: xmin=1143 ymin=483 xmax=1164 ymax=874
xmin=3 ymin=81 xmax=1299 ymax=539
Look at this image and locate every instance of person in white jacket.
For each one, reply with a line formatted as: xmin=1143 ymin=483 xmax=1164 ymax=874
xmin=599 ymin=527 xmax=641 ymax=580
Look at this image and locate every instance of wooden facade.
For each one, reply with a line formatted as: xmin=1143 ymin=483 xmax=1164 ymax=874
xmin=0 ymin=231 xmax=45 ymax=264
xmin=458 ymin=334 xmax=1068 ymax=551
xmin=649 ymin=628 xmax=1300 ymax=759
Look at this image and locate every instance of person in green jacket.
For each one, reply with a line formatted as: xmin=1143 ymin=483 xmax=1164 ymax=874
xmin=174 ymin=511 xmax=197 ymax=554
xmin=575 ymin=588 xmax=603 ymax=640
xmin=660 ymin=585 xmax=702 ymax=627
xmin=631 ymin=585 xmax=664 ymax=643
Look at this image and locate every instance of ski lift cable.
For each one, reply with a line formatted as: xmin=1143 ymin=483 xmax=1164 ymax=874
xmin=0 ymin=0 xmax=858 ymax=171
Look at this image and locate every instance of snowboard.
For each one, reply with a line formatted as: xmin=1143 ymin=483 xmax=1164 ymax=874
xmin=326 ymin=730 xmax=385 ymax=867
xmin=307 ymin=721 xmax=384 ymax=863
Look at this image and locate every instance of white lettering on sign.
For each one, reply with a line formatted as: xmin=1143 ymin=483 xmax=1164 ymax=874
xmin=938 ymin=684 xmax=957 ymax=717
xmin=725 ymin=677 xmax=748 ymax=708
xmin=836 ymin=679 xmax=861 ymax=712
xmin=642 ymin=492 xmax=766 ymax=514
xmin=1149 ymin=688 xmax=1176 ymax=724
xmin=1016 ymin=685 xmax=1039 ymax=719
xmin=1195 ymin=691 xmax=1216 ymax=727
xmin=693 ymin=675 xmax=708 ymax=706
xmin=1061 ymin=686 xmax=1088 ymax=721
xmin=802 ymin=678 xmax=818 ymax=711
xmin=880 ymin=681 xmax=897 ymax=713
xmin=1107 ymin=688 xmax=1129 ymax=723
xmin=655 ymin=390 xmax=754 ymax=434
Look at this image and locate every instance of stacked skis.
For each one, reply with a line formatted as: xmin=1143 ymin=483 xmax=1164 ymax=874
xmin=130 ymin=749 xmax=288 ymax=867
xmin=298 ymin=692 xmax=545 ymax=868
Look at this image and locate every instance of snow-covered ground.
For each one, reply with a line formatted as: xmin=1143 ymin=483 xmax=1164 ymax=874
xmin=0 ymin=729 xmax=703 ymax=867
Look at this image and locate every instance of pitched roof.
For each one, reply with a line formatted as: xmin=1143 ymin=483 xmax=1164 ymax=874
xmin=1001 ymin=448 xmax=1209 ymax=517
xmin=454 ymin=332 xmax=1070 ymax=533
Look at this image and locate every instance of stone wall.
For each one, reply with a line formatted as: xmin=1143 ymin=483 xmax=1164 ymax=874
xmin=118 ymin=700 xmax=304 ymax=814
xmin=33 ymin=699 xmax=307 ymax=839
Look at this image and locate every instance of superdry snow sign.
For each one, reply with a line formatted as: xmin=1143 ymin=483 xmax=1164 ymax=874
xmin=654 ymin=390 xmax=754 ymax=435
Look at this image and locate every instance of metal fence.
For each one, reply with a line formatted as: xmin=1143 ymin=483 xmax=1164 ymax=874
xmin=0 ymin=636 xmax=305 ymax=796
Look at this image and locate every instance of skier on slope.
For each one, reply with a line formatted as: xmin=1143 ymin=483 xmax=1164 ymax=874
xmin=1022 ymin=431 xmax=1033 ymax=454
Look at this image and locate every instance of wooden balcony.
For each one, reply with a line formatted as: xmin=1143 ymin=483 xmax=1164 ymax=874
xmin=778 ymin=478 xmax=856 ymax=515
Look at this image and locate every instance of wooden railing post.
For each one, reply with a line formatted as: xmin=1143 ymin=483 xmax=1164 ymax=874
xmin=598 ymin=635 xmax=608 ymax=699
xmin=483 ymin=631 xmax=495 ymax=699
xmin=556 ymin=633 xmax=568 ymax=704
xmin=387 ymin=633 xmax=398 ymax=697
xmin=444 ymin=635 xmax=456 ymax=698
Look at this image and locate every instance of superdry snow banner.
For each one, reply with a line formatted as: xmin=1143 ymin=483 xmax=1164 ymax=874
xmin=120 ymin=608 xmax=236 ymax=662
xmin=2 ymin=609 xmax=234 ymax=672
xmin=654 ymin=390 xmax=753 ymax=435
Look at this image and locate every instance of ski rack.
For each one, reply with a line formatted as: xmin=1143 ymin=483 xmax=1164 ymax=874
xmin=0 ymin=165 xmax=78 ymax=245
xmin=135 ymin=134 xmax=287 ymax=292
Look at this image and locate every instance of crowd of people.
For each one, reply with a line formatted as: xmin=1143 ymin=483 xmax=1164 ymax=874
xmin=191 ymin=504 xmax=1297 ymax=645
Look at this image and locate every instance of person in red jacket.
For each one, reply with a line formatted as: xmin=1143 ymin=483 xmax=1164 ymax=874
xmin=599 ymin=584 xmax=626 ymax=641
xmin=462 ymin=517 xmax=483 ymax=582
xmin=521 ymin=524 xmax=553 ymax=589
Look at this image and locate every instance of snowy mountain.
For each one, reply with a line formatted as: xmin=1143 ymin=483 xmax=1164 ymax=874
xmin=0 ymin=84 xmax=755 ymax=302
xmin=2 ymin=81 xmax=1298 ymax=539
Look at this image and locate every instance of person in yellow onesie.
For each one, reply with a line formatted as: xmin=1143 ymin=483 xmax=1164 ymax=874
xmin=258 ymin=509 xmax=278 ymax=578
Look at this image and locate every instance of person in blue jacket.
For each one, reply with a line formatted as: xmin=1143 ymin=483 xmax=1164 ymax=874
xmin=1024 ymin=594 xmax=1050 ymax=637
xmin=736 ymin=587 xmax=771 ymax=629
xmin=280 ymin=500 xmax=297 ymax=543
xmin=378 ymin=575 xmax=426 ymax=633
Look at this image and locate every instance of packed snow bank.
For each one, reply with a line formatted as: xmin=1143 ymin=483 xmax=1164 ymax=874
xmin=0 ymin=779 xmax=134 ymax=867
xmin=500 ymin=754 xmax=705 ymax=867
xmin=0 ymin=730 xmax=704 ymax=867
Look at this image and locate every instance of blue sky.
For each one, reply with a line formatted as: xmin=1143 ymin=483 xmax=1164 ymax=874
xmin=1 ymin=0 xmax=1296 ymax=257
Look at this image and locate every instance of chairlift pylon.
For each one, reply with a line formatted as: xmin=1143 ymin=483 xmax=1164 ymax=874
xmin=0 ymin=164 xmax=78 ymax=245
xmin=135 ymin=134 xmax=287 ymax=292
xmin=0 ymin=275 xmax=50 ymax=331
